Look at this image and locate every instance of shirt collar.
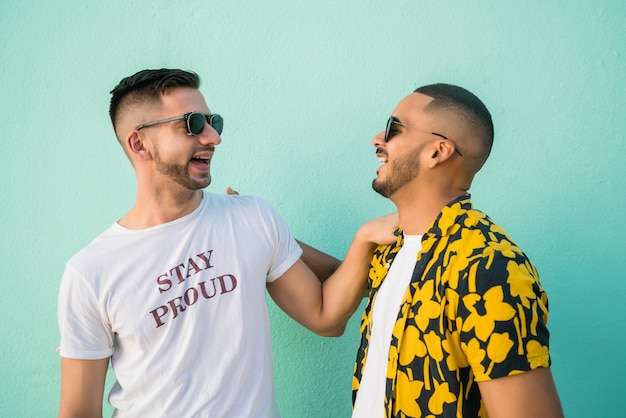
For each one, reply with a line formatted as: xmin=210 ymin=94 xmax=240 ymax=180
xmin=393 ymin=194 xmax=472 ymax=240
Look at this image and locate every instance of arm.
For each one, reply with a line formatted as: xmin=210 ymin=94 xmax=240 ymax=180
xmin=478 ymin=368 xmax=564 ymax=418
xmin=297 ymin=212 xmax=398 ymax=284
xmin=267 ymin=213 xmax=397 ymax=337
xmin=227 ymin=187 xmax=390 ymax=285
xmin=58 ymin=357 xmax=109 ymax=418
xmin=228 ymin=186 xmax=341 ymax=283
xmin=227 ymin=186 xmax=385 ymax=285
xmin=296 ymin=240 xmax=341 ymax=283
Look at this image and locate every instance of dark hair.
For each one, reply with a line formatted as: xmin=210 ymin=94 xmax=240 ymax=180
xmin=109 ymin=69 xmax=200 ymax=130
xmin=414 ymin=83 xmax=494 ymax=159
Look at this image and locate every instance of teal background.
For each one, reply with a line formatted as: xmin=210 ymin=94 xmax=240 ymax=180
xmin=1 ymin=1 xmax=624 ymax=416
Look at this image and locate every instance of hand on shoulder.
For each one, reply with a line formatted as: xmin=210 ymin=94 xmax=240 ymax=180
xmin=356 ymin=212 xmax=398 ymax=248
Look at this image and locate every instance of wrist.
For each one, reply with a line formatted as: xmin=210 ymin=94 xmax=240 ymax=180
xmin=354 ymin=225 xmax=379 ymax=250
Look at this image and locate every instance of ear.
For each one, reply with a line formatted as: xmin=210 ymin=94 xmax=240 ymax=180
xmin=426 ymin=140 xmax=456 ymax=168
xmin=126 ymin=130 xmax=152 ymax=161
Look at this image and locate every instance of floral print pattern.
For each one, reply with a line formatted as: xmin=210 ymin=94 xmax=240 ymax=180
xmin=353 ymin=196 xmax=551 ymax=417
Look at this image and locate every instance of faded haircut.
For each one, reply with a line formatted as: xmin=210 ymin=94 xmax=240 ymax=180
xmin=109 ymin=69 xmax=200 ymax=132
xmin=414 ymin=83 xmax=494 ymax=161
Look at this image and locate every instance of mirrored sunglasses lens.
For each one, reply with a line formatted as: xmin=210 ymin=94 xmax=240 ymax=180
xmin=188 ymin=113 xmax=206 ymax=135
xmin=209 ymin=114 xmax=223 ymax=135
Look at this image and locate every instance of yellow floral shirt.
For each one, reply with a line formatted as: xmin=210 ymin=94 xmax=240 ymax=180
xmin=352 ymin=195 xmax=551 ymax=418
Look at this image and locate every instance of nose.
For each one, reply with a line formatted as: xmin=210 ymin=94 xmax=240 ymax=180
xmin=372 ymin=130 xmax=386 ymax=148
xmin=198 ymin=123 xmax=221 ymax=146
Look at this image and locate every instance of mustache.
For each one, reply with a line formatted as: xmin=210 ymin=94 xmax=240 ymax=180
xmin=376 ymin=147 xmax=388 ymax=157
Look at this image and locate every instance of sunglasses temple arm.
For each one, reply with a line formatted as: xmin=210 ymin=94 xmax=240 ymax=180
xmin=137 ymin=115 xmax=185 ymax=130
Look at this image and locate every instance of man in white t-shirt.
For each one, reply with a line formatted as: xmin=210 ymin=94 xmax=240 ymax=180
xmin=57 ymin=68 xmax=395 ymax=417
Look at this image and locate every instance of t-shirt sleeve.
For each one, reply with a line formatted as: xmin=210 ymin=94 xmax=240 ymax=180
xmin=458 ymin=249 xmax=551 ymax=381
xmin=57 ymin=264 xmax=114 ymax=359
xmin=254 ymin=198 xmax=302 ymax=283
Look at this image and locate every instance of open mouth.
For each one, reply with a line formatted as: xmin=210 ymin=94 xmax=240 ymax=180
xmin=190 ymin=156 xmax=210 ymax=167
xmin=376 ymin=148 xmax=388 ymax=165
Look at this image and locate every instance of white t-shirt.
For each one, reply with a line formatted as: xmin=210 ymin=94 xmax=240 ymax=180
xmin=352 ymin=234 xmax=422 ymax=418
xmin=58 ymin=193 xmax=302 ymax=417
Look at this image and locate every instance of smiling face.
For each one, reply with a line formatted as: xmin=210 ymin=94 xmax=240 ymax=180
xmin=137 ymin=87 xmax=222 ymax=191
xmin=372 ymin=93 xmax=440 ymax=199
xmin=372 ymin=141 xmax=426 ymax=198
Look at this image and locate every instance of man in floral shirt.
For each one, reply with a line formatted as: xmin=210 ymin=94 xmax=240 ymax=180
xmin=351 ymin=84 xmax=564 ymax=418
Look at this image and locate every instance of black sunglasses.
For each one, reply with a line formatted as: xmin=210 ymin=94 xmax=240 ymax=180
xmin=137 ymin=112 xmax=223 ymax=136
xmin=385 ymin=116 xmax=462 ymax=157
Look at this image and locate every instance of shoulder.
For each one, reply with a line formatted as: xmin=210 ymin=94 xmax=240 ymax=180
xmin=65 ymin=224 xmax=120 ymax=271
xmin=451 ymin=210 xmax=542 ymax=293
xmin=442 ymin=207 xmax=538 ymax=279
xmin=455 ymin=208 xmax=522 ymax=253
xmin=202 ymin=193 xmax=289 ymax=233
xmin=203 ymin=192 xmax=277 ymax=214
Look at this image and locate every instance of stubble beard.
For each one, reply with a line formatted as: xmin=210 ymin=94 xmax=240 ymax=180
xmin=154 ymin=149 xmax=210 ymax=191
xmin=372 ymin=145 xmax=422 ymax=198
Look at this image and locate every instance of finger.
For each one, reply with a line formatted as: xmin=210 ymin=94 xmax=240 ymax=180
xmin=226 ymin=187 xmax=240 ymax=195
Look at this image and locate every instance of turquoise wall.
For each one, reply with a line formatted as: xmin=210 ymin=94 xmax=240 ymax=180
xmin=1 ymin=1 xmax=624 ymax=416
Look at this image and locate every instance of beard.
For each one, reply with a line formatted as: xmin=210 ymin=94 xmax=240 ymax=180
xmin=154 ymin=148 xmax=211 ymax=190
xmin=372 ymin=144 xmax=423 ymax=198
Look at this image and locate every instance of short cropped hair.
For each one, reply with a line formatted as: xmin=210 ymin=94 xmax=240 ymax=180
xmin=414 ymin=83 xmax=494 ymax=160
xmin=109 ymin=69 xmax=200 ymax=131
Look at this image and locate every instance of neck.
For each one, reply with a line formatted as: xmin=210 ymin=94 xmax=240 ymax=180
xmin=391 ymin=187 xmax=465 ymax=235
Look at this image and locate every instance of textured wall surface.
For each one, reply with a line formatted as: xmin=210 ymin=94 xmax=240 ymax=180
xmin=1 ymin=1 xmax=624 ymax=416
